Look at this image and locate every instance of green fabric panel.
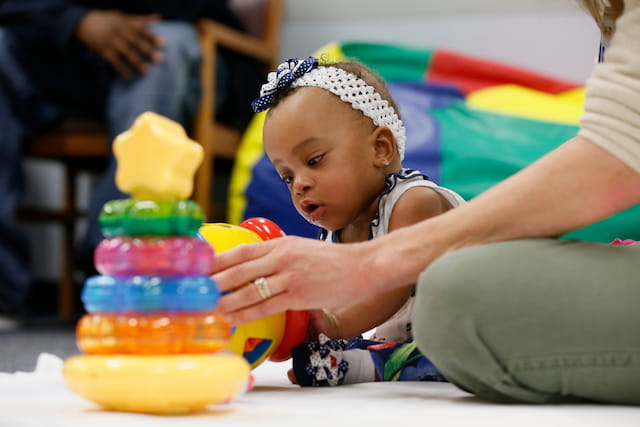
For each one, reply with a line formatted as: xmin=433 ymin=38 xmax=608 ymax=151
xmin=340 ymin=42 xmax=433 ymax=82
xmin=562 ymin=208 xmax=640 ymax=242
xmin=436 ymin=101 xmax=574 ymax=198
xmin=436 ymin=101 xmax=640 ymax=242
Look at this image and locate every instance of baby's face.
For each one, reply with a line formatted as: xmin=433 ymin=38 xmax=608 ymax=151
xmin=263 ymin=87 xmax=387 ymax=231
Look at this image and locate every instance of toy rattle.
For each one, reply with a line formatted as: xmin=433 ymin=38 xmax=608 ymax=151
xmin=199 ymin=217 xmax=309 ymax=367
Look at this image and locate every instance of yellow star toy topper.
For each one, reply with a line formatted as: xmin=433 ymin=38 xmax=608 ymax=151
xmin=113 ymin=112 xmax=203 ymax=201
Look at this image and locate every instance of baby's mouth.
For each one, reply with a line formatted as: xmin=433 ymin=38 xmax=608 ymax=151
xmin=300 ymin=201 xmax=325 ymax=224
xmin=301 ymin=201 xmax=319 ymax=215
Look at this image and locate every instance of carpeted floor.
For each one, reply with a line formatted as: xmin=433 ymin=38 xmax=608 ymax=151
xmin=0 ymin=317 xmax=79 ymax=373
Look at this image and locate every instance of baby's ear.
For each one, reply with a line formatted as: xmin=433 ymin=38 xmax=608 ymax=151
xmin=372 ymin=126 xmax=396 ymax=166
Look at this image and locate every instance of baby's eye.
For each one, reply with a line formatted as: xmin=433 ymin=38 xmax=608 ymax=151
xmin=280 ymin=176 xmax=293 ymax=185
xmin=307 ymin=155 xmax=323 ymax=166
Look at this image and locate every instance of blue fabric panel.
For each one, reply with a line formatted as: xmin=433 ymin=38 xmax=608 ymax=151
xmin=390 ymin=81 xmax=464 ymax=184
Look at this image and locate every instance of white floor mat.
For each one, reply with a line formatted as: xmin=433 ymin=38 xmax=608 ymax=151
xmin=1 ymin=353 xmax=639 ymax=427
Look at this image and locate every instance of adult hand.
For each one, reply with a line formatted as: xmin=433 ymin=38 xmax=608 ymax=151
xmin=213 ymin=235 xmax=392 ymax=325
xmin=75 ymin=10 xmax=164 ymax=78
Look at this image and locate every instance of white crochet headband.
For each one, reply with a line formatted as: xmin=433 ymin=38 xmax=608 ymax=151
xmin=252 ymin=57 xmax=406 ymax=160
xmin=291 ymin=67 xmax=406 ymax=160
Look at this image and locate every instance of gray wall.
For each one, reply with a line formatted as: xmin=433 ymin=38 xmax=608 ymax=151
xmin=279 ymin=0 xmax=599 ymax=83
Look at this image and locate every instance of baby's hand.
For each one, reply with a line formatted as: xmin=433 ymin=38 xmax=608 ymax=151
xmin=306 ymin=309 xmax=339 ymax=340
xmin=287 ymin=368 xmax=297 ymax=384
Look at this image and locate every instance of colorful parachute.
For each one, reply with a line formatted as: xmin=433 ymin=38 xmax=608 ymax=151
xmin=228 ymin=41 xmax=639 ymax=243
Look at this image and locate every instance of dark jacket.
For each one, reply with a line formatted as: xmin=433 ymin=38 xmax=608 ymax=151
xmin=0 ymin=0 xmax=243 ymax=52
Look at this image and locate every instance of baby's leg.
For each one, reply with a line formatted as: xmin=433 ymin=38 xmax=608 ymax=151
xmin=291 ymin=334 xmax=446 ymax=386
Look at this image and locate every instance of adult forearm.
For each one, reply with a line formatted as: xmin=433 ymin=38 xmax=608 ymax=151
xmin=213 ymin=136 xmax=640 ymax=324
xmin=370 ymin=136 xmax=640 ymax=291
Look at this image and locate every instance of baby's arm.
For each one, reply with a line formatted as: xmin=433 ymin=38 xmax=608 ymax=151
xmin=323 ymin=187 xmax=455 ymax=339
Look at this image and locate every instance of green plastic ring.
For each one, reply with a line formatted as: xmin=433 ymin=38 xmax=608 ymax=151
xmin=99 ymin=199 xmax=203 ymax=237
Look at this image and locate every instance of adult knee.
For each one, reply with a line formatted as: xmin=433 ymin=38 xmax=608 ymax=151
xmin=107 ymin=21 xmax=202 ymax=130
xmin=413 ymin=239 xmax=552 ymax=361
xmin=412 ymin=246 xmax=489 ymax=364
xmin=149 ymin=21 xmax=201 ymax=66
xmin=412 ymin=244 xmax=519 ymax=399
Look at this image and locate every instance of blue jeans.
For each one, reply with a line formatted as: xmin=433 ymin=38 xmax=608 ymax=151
xmin=0 ymin=22 xmax=204 ymax=315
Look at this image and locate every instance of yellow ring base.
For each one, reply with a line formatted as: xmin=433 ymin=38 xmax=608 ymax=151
xmin=63 ymin=353 xmax=250 ymax=414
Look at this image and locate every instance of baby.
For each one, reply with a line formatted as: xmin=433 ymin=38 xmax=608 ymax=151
xmin=252 ymin=57 xmax=465 ymax=386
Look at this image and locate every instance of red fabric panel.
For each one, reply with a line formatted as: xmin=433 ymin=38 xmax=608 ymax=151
xmin=425 ymin=49 xmax=580 ymax=95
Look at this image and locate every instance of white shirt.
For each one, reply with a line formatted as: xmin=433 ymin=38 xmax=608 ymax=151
xmin=321 ymin=168 xmax=466 ymax=342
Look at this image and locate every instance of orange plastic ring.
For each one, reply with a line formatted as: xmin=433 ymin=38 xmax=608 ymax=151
xmin=76 ymin=311 xmax=231 ymax=355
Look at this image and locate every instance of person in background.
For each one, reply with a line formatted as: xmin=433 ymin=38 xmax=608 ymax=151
xmin=212 ymin=0 xmax=640 ymax=404
xmin=0 ymin=0 xmax=261 ymax=327
xmin=252 ymin=57 xmax=465 ymax=385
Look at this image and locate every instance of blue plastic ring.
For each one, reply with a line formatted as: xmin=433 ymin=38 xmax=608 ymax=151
xmin=82 ymin=275 xmax=220 ymax=313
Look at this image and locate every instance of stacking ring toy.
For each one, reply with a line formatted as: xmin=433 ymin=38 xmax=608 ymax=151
xmin=64 ymin=353 xmax=250 ymax=414
xmin=100 ymin=199 xmax=203 ymax=237
xmin=63 ymin=113 xmax=250 ymax=415
xmin=95 ymin=236 xmax=214 ymax=277
xmin=82 ymin=275 xmax=220 ymax=313
xmin=76 ymin=312 xmax=231 ymax=355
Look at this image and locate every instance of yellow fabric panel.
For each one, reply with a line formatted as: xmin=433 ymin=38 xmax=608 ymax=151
xmin=557 ymin=87 xmax=586 ymax=104
xmin=313 ymin=41 xmax=344 ymax=62
xmin=227 ymin=111 xmax=268 ymax=225
xmin=227 ymin=42 xmax=346 ymax=224
xmin=466 ymin=84 xmax=585 ymax=125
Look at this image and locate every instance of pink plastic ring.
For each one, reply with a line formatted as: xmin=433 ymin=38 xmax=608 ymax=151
xmin=95 ymin=236 xmax=214 ymax=277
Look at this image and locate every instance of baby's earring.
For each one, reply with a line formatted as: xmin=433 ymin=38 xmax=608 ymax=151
xmin=381 ymin=159 xmax=390 ymax=166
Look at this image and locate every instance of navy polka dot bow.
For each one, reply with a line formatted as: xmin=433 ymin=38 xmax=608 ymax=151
xmin=251 ymin=56 xmax=319 ymax=113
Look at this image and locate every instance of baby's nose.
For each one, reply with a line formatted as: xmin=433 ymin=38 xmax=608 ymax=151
xmin=293 ymin=176 xmax=312 ymax=195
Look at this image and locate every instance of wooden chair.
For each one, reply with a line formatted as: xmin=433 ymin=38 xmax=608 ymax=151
xmin=19 ymin=0 xmax=283 ymax=322
xmin=193 ymin=0 xmax=283 ymax=220
xmin=19 ymin=118 xmax=110 ymax=322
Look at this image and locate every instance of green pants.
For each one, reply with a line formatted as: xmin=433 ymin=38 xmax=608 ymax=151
xmin=413 ymin=238 xmax=640 ymax=404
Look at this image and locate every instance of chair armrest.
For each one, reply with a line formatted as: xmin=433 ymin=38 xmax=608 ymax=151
xmin=197 ymin=18 xmax=275 ymax=63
